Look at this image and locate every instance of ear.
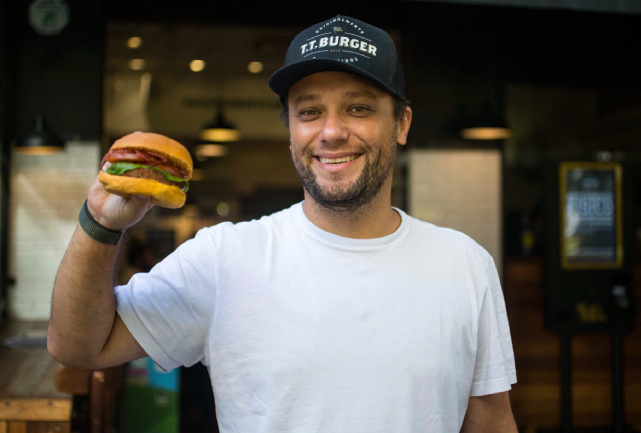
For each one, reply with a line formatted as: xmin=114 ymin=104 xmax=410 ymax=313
xmin=396 ymin=107 xmax=412 ymax=146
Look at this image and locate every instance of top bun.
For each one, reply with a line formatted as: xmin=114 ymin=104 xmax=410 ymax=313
xmin=111 ymin=132 xmax=193 ymax=179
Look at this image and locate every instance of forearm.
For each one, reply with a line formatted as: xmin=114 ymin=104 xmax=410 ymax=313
xmin=48 ymin=224 xmax=122 ymax=368
xmin=460 ymin=391 xmax=518 ymax=433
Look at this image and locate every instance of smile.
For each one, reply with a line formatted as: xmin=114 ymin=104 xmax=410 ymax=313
xmin=318 ymin=154 xmax=360 ymax=164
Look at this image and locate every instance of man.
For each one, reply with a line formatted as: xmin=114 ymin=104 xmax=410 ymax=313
xmin=49 ymin=15 xmax=518 ymax=432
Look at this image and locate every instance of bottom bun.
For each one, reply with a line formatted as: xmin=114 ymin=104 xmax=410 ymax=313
xmin=99 ymin=172 xmax=186 ymax=209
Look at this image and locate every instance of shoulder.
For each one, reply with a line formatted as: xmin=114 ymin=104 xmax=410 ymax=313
xmin=158 ymin=203 xmax=302 ymax=274
xmin=400 ymin=211 xmax=495 ymax=272
xmin=404 ymin=211 xmax=489 ymax=252
xmin=193 ymin=202 xmax=301 ymax=246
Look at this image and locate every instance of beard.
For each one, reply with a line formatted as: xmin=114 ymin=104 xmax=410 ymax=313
xmin=291 ymin=126 xmax=399 ymax=213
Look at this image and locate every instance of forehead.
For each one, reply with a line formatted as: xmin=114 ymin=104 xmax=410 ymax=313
xmin=287 ymin=71 xmax=391 ymax=104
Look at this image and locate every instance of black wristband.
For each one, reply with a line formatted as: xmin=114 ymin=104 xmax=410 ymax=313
xmin=78 ymin=200 xmax=125 ymax=245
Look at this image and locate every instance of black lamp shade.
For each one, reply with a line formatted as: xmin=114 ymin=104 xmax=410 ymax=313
xmin=460 ymin=102 xmax=511 ymax=140
xmin=199 ymin=112 xmax=241 ymax=142
xmin=15 ymin=115 xmax=65 ymax=154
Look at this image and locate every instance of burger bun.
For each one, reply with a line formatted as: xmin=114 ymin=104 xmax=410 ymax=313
xmin=99 ymin=171 xmax=187 ymax=209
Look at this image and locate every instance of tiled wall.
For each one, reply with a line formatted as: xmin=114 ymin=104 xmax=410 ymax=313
xmin=9 ymin=141 xmax=100 ymax=320
xmin=407 ymin=149 xmax=502 ymax=274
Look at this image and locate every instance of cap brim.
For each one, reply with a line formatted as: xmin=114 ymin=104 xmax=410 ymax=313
xmin=269 ymin=59 xmax=400 ymax=103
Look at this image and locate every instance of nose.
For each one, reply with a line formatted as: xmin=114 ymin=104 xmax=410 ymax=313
xmin=318 ymin=111 xmax=348 ymax=145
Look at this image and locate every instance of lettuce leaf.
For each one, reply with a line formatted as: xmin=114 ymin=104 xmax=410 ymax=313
xmin=105 ymin=162 xmax=189 ymax=192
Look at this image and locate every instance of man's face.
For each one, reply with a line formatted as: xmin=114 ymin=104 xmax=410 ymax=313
xmin=287 ymin=71 xmax=411 ymax=212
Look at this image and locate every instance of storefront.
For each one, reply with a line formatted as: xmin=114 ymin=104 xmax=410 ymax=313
xmin=1 ymin=1 xmax=641 ymax=430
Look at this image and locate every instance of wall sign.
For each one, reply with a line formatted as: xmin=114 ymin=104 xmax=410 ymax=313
xmin=559 ymin=161 xmax=623 ymax=269
xmin=29 ymin=0 xmax=69 ymax=36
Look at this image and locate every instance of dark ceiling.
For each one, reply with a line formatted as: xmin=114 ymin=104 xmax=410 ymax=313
xmin=103 ymin=0 xmax=641 ymax=92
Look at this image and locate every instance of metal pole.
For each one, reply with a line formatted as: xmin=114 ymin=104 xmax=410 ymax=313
xmin=612 ymin=333 xmax=624 ymax=433
xmin=0 ymin=0 xmax=18 ymax=322
xmin=560 ymin=333 xmax=572 ymax=433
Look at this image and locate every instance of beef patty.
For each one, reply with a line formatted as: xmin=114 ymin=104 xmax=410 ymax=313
xmin=123 ymin=168 xmax=185 ymax=190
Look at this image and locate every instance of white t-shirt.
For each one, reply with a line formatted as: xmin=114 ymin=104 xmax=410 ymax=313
xmin=116 ymin=203 xmax=516 ymax=433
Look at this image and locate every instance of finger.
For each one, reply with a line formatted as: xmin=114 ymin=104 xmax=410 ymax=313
xmin=129 ymin=194 xmax=153 ymax=210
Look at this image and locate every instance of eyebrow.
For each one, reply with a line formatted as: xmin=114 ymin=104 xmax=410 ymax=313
xmin=293 ymin=90 xmax=379 ymax=106
xmin=293 ymin=94 xmax=321 ymax=106
xmin=343 ymin=90 xmax=379 ymax=100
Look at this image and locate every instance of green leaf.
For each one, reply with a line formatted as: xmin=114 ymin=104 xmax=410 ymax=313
xmin=105 ymin=162 xmax=189 ymax=192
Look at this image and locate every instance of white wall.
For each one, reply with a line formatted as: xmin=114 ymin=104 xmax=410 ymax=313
xmin=9 ymin=141 xmax=100 ymax=320
xmin=407 ymin=149 xmax=503 ymax=274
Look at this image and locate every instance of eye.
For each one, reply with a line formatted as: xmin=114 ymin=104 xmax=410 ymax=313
xmin=297 ymin=108 xmax=320 ymax=120
xmin=349 ymin=105 xmax=371 ymax=115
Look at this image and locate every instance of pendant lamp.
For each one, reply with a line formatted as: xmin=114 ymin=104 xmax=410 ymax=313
xmin=15 ymin=115 xmax=65 ymax=154
xmin=460 ymin=101 xmax=511 ymax=141
xmin=199 ymin=110 xmax=241 ymax=143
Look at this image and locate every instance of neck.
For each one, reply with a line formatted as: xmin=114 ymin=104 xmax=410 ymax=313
xmin=301 ymin=190 xmax=401 ymax=239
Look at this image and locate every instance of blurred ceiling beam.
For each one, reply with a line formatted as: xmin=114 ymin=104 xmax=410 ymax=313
xmin=418 ymin=0 xmax=641 ymax=15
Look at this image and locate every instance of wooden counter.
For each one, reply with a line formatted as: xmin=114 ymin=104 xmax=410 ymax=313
xmin=0 ymin=321 xmax=72 ymax=433
xmin=505 ymin=258 xmax=641 ymax=432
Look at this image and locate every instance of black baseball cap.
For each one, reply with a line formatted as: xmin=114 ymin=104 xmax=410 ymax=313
xmin=269 ymin=15 xmax=406 ymax=104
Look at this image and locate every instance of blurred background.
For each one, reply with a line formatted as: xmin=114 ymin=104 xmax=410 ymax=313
xmin=1 ymin=0 xmax=641 ymax=432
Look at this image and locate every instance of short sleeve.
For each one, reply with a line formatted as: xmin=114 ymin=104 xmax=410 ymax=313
xmin=469 ymin=258 xmax=517 ymax=396
xmin=116 ymin=228 xmax=218 ymax=371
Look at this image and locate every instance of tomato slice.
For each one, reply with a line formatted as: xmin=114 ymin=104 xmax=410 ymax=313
xmin=100 ymin=149 xmax=189 ymax=179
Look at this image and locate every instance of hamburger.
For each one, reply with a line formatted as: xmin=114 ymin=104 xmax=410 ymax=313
xmin=99 ymin=132 xmax=193 ymax=209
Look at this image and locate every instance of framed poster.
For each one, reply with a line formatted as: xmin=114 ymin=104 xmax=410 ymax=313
xmin=559 ymin=162 xmax=623 ymax=269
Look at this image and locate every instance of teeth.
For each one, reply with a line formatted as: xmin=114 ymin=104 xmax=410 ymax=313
xmin=319 ymin=155 xmax=358 ymax=164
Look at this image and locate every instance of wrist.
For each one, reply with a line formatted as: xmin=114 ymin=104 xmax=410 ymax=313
xmin=78 ymin=200 xmax=125 ymax=245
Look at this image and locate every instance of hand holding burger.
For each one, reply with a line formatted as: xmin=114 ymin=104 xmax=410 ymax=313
xmin=99 ymin=132 xmax=193 ymax=209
